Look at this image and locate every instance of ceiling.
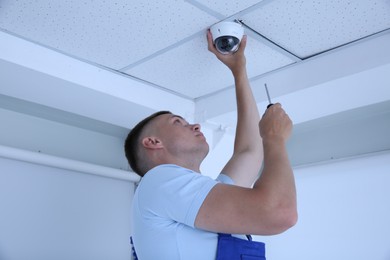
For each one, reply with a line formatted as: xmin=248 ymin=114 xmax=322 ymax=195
xmin=1 ymin=0 xmax=390 ymax=166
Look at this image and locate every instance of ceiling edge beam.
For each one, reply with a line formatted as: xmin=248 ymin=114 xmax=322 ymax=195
xmin=0 ymin=31 xmax=195 ymax=124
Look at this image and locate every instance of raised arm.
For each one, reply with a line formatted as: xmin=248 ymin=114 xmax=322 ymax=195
xmin=195 ymin=103 xmax=297 ymax=235
xmin=207 ymin=30 xmax=263 ymax=187
xmin=195 ymin=31 xmax=297 ymax=235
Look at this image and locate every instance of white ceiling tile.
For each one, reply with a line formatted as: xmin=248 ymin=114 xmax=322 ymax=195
xmin=242 ymin=0 xmax=390 ymax=58
xmin=189 ymin=0 xmax=262 ymax=17
xmin=124 ymin=34 xmax=295 ymax=99
xmin=0 ymin=0 xmax=218 ymax=69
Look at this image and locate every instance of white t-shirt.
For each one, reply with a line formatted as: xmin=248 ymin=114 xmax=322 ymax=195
xmin=132 ymin=164 xmax=234 ymax=260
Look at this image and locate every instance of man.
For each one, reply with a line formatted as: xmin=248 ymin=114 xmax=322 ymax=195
xmin=124 ymin=30 xmax=297 ymax=259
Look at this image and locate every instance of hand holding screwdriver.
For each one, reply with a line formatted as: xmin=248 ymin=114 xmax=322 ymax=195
xmin=260 ymin=84 xmax=292 ymax=141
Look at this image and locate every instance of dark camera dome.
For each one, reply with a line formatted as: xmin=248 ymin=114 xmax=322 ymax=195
xmin=215 ymin=36 xmax=240 ymax=54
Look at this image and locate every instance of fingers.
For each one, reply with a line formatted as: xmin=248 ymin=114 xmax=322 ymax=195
xmin=207 ymin=29 xmax=221 ymax=57
xmin=265 ymin=103 xmax=291 ymax=124
xmin=206 ymin=30 xmax=216 ymax=53
xmin=237 ymin=35 xmax=247 ymax=54
xmin=259 ymin=103 xmax=293 ymax=141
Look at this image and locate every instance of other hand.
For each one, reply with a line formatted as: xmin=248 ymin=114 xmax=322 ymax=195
xmin=259 ymin=103 xmax=292 ymax=142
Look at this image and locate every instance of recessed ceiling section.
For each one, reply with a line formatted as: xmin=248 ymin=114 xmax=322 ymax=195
xmin=241 ymin=0 xmax=390 ymax=58
xmin=123 ymin=34 xmax=295 ymax=99
xmin=0 ymin=0 xmax=218 ymax=69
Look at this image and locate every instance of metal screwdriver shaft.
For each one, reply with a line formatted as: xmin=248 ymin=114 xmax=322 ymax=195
xmin=264 ymin=83 xmax=273 ymax=109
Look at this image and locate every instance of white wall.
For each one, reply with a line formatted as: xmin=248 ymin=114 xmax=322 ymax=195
xmin=0 ymin=106 xmax=129 ymax=170
xmin=0 ymin=105 xmax=136 ymax=260
xmin=254 ymin=151 xmax=390 ymax=260
xmin=0 ymin=156 xmax=135 ymax=260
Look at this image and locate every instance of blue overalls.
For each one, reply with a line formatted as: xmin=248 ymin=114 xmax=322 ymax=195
xmin=131 ymin=234 xmax=266 ymax=259
xmin=216 ymin=233 xmax=266 ymax=260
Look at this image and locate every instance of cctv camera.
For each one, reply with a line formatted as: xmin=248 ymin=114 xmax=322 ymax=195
xmin=210 ymin=21 xmax=244 ymax=54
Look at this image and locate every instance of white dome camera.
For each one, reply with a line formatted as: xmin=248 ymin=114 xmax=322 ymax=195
xmin=210 ymin=21 xmax=244 ymax=54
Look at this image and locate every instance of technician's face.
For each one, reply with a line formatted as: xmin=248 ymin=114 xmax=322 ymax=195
xmin=154 ymin=113 xmax=209 ymax=157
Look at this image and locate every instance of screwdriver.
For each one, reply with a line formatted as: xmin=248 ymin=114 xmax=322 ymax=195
xmin=264 ymin=83 xmax=273 ymax=109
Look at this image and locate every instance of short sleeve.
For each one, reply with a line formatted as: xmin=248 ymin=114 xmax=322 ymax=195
xmin=216 ymin=173 xmax=235 ymax=185
xmin=136 ymin=165 xmax=218 ymax=227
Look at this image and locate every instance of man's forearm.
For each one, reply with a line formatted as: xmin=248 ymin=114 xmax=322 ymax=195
xmin=232 ymin=68 xmax=262 ymax=155
xmin=254 ymin=138 xmax=297 ymax=217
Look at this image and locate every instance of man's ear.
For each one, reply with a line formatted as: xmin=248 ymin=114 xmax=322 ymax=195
xmin=142 ymin=136 xmax=163 ymax=149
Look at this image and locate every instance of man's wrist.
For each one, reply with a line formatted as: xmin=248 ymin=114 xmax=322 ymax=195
xmin=232 ymin=67 xmax=247 ymax=80
xmin=262 ymin=137 xmax=287 ymax=148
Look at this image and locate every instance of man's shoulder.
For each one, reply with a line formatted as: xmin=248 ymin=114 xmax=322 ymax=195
xmin=133 ymin=164 xmax=219 ymax=228
xmin=141 ymin=164 xmax=193 ymax=182
xmin=140 ymin=165 xmax=234 ymax=187
xmin=136 ymin=164 xmax=198 ymax=192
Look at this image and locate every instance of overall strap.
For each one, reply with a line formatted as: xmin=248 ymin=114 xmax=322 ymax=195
xmin=130 ymin=236 xmax=138 ymax=260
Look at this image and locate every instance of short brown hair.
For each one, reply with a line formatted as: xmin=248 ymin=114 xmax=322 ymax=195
xmin=124 ymin=111 xmax=171 ymax=176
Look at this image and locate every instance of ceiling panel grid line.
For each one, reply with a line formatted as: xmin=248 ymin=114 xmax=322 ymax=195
xmin=241 ymin=0 xmax=390 ymax=58
xmin=302 ymin=27 xmax=390 ymax=60
xmin=124 ymin=32 xmax=296 ymax=99
xmin=239 ymin=20 xmax=302 ymax=61
xmin=0 ymin=0 xmax=219 ymax=69
xmin=184 ymin=0 xmax=226 ymax=20
xmin=187 ymin=0 xmax=303 ymax=61
xmin=190 ymin=0 xmax=274 ymax=18
xmin=119 ymin=30 xmax=205 ymax=72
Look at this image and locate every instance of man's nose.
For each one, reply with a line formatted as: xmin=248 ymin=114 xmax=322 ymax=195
xmin=191 ymin=123 xmax=201 ymax=131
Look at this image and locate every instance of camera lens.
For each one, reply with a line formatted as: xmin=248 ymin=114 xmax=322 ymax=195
xmin=215 ymin=36 xmax=240 ymax=54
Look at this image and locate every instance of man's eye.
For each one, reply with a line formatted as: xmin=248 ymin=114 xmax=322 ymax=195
xmin=173 ymin=117 xmax=188 ymax=126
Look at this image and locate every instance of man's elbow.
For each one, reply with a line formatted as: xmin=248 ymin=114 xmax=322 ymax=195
xmin=250 ymin=205 xmax=298 ymax=236
xmin=272 ymin=207 xmax=298 ymax=234
xmin=283 ymin=207 xmax=298 ymax=229
xmin=260 ymin=205 xmax=298 ymax=235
